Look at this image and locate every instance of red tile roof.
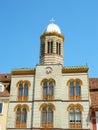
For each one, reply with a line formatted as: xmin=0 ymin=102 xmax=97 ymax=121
xmin=89 ymin=78 xmax=98 ymax=109
xmin=0 ymin=73 xmax=11 ymax=97
xmin=0 ymin=73 xmax=11 ymax=82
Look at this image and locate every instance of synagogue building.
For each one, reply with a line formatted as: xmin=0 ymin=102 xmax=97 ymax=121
xmin=0 ymin=22 xmax=98 ymax=130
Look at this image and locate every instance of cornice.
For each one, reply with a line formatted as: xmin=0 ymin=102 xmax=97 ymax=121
xmin=12 ymin=68 xmax=35 ymax=75
xmin=40 ymin=32 xmax=64 ymax=41
xmin=62 ymin=66 xmax=88 ymax=73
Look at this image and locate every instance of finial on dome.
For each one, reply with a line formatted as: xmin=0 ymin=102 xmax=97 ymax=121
xmin=50 ymin=18 xmax=55 ymax=23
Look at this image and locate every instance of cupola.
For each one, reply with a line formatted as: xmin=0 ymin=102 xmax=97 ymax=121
xmin=40 ymin=19 xmax=64 ymax=65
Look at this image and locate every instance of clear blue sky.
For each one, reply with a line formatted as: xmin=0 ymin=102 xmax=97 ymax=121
xmin=0 ymin=0 xmax=98 ymax=77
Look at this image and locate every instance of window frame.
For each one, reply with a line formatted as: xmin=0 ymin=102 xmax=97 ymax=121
xmin=41 ymin=106 xmax=53 ymax=128
xmin=15 ymin=107 xmax=28 ymax=128
xmin=69 ymin=80 xmax=81 ymax=100
xmin=42 ymin=79 xmax=55 ymax=100
xmin=0 ymin=102 xmax=4 ymax=115
xmin=17 ymin=81 xmax=30 ymax=101
xmin=68 ymin=105 xmax=83 ymax=129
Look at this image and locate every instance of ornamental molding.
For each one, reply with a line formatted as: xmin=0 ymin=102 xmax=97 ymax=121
xmin=40 ymin=32 xmax=64 ymax=41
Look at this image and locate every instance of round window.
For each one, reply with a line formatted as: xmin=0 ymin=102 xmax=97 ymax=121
xmin=0 ymin=84 xmax=4 ymax=92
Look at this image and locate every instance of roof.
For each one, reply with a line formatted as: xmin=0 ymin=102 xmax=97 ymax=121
xmin=0 ymin=73 xmax=11 ymax=97
xmin=89 ymin=78 xmax=98 ymax=110
xmin=0 ymin=73 xmax=11 ymax=82
xmin=89 ymin=78 xmax=98 ymax=89
xmin=44 ymin=23 xmax=61 ymax=34
xmin=62 ymin=66 xmax=88 ymax=73
xmin=12 ymin=68 xmax=35 ymax=75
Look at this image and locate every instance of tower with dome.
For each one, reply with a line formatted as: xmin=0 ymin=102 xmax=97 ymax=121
xmin=6 ymin=21 xmax=90 ymax=130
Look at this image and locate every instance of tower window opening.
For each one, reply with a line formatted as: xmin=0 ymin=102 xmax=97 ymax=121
xmin=41 ymin=43 xmax=45 ymax=56
xmin=56 ymin=42 xmax=61 ymax=55
xmin=47 ymin=41 xmax=53 ymax=54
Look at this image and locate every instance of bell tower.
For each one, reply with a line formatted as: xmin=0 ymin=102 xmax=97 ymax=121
xmin=40 ymin=20 xmax=64 ymax=65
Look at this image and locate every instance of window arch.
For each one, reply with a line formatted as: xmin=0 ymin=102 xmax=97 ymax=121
xmin=15 ymin=104 xmax=29 ymax=128
xmin=67 ymin=79 xmax=82 ymax=100
xmin=17 ymin=80 xmax=31 ymax=101
xmin=67 ymin=104 xmax=83 ymax=129
xmin=40 ymin=103 xmax=55 ymax=128
xmin=41 ymin=79 xmax=55 ymax=100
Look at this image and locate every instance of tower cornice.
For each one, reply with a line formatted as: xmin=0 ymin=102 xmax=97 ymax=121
xmin=40 ymin=32 xmax=64 ymax=41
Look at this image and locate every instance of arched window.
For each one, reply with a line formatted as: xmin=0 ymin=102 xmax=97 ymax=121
xmin=70 ymin=82 xmax=74 ymax=96
xmin=70 ymin=108 xmax=75 ymax=123
xmin=17 ymin=81 xmax=30 ymax=101
xmin=42 ymin=79 xmax=55 ymax=100
xmin=76 ymin=108 xmax=81 ymax=123
xmin=16 ymin=108 xmax=21 ymax=124
xmin=42 ymin=107 xmax=47 ymax=123
xmin=22 ymin=108 xmax=27 ymax=123
xmin=41 ymin=106 xmax=53 ymax=128
xmin=43 ymin=82 xmax=48 ymax=95
xmin=76 ymin=82 xmax=81 ymax=96
xmin=24 ymin=84 xmax=28 ymax=97
xmin=69 ymin=80 xmax=81 ymax=100
xmin=68 ymin=105 xmax=82 ymax=129
xmin=15 ymin=105 xmax=29 ymax=128
xmin=19 ymin=84 xmax=23 ymax=97
xmin=48 ymin=107 xmax=53 ymax=123
xmin=49 ymin=82 xmax=54 ymax=95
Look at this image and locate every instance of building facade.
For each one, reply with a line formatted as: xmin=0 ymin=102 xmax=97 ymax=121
xmin=6 ymin=22 xmax=90 ymax=130
xmin=0 ymin=22 xmax=96 ymax=130
xmin=0 ymin=74 xmax=11 ymax=130
xmin=89 ymin=78 xmax=98 ymax=130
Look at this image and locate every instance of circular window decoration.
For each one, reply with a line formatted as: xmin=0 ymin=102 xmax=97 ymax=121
xmin=0 ymin=84 xmax=4 ymax=92
xmin=45 ymin=67 xmax=53 ymax=74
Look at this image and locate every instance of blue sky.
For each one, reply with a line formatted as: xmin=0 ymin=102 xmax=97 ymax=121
xmin=0 ymin=0 xmax=98 ymax=77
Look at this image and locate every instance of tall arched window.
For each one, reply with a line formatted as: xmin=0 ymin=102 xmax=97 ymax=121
xmin=70 ymin=108 xmax=75 ymax=123
xmin=41 ymin=106 xmax=54 ymax=128
xmin=70 ymin=82 xmax=74 ymax=99
xmin=15 ymin=105 xmax=29 ymax=128
xmin=76 ymin=108 xmax=81 ymax=123
xmin=16 ymin=108 xmax=21 ymax=124
xmin=42 ymin=107 xmax=47 ymax=123
xmin=22 ymin=108 xmax=27 ymax=123
xmin=48 ymin=107 xmax=53 ymax=123
xmin=19 ymin=84 xmax=23 ymax=97
xmin=68 ymin=80 xmax=81 ymax=100
xmin=42 ymin=79 xmax=55 ymax=100
xmin=76 ymin=82 xmax=81 ymax=97
xmin=24 ymin=83 xmax=28 ymax=98
xmin=17 ymin=81 xmax=30 ymax=101
xmin=49 ymin=82 xmax=54 ymax=95
xmin=43 ymin=82 xmax=48 ymax=96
